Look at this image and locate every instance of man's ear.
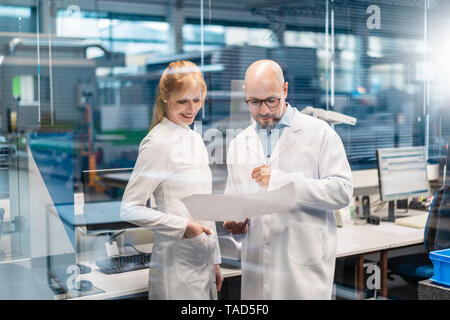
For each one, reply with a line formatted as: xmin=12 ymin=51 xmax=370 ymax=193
xmin=283 ymin=82 xmax=289 ymax=98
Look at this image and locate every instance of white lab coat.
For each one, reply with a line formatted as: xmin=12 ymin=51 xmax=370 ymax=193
xmin=121 ymin=117 xmax=221 ymax=300
xmin=225 ymin=108 xmax=353 ymax=300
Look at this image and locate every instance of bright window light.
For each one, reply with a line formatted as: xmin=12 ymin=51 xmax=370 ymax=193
xmin=0 ymin=5 xmax=31 ymax=18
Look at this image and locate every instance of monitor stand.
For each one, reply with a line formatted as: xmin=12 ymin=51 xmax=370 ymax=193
xmin=103 ymin=232 xmax=120 ymax=257
xmin=381 ymin=200 xmax=410 ymax=222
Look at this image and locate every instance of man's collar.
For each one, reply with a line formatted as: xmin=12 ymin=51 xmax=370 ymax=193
xmin=278 ymin=102 xmax=295 ymax=128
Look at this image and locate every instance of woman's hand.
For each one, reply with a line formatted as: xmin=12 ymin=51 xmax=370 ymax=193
xmin=214 ymin=264 xmax=223 ymax=292
xmin=183 ymin=221 xmax=212 ymax=238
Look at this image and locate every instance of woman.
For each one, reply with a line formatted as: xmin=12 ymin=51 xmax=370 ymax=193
xmin=121 ymin=60 xmax=223 ymax=300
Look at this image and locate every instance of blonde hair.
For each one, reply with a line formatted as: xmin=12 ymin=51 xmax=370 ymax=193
xmin=150 ymin=60 xmax=207 ymax=130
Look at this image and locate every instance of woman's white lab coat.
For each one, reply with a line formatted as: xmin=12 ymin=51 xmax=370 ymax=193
xmin=121 ymin=117 xmax=221 ymax=300
xmin=225 ymin=108 xmax=353 ymax=299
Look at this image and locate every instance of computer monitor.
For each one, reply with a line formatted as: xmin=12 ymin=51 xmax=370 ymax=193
xmin=376 ymin=146 xmax=430 ymax=221
xmin=81 ymin=168 xmax=136 ymax=234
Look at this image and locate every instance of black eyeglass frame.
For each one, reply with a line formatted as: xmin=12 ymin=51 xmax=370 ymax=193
xmin=245 ymin=97 xmax=282 ymax=110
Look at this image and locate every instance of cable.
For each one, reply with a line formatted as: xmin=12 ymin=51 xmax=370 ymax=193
xmin=123 ymin=243 xmax=151 ymax=255
xmin=111 ymin=230 xmax=125 ymax=240
xmin=374 ymin=201 xmax=386 ymax=213
xmin=371 ymin=198 xmax=381 ymax=206
xmin=96 ymin=230 xmax=151 ymax=255
xmin=374 ymin=202 xmax=384 ymax=212
xmin=96 ymin=230 xmax=125 ymax=245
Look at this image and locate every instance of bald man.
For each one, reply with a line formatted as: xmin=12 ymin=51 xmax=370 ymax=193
xmin=223 ymin=60 xmax=353 ymax=299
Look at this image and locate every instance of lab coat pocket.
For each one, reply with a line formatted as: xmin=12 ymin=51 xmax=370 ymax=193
xmin=174 ymin=232 xmax=214 ymax=285
xmin=287 ymin=224 xmax=326 ymax=266
xmin=181 ymin=232 xmax=215 ymax=252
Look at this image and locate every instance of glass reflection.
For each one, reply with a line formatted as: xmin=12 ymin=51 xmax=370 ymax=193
xmin=0 ymin=0 xmax=448 ymax=301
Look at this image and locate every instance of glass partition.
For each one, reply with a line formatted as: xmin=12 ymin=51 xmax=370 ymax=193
xmin=0 ymin=0 xmax=448 ymax=301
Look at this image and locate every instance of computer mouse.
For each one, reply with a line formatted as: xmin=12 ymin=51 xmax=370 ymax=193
xmin=77 ymin=263 xmax=92 ymax=274
xmin=76 ymin=280 xmax=93 ymax=292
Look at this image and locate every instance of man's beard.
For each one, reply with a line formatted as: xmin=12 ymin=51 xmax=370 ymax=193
xmin=256 ymin=113 xmax=281 ymax=129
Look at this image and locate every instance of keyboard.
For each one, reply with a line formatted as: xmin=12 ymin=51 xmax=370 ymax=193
xmin=96 ymin=253 xmax=151 ymax=274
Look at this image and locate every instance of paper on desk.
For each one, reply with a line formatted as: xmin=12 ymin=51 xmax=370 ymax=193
xmin=181 ymin=182 xmax=296 ymax=222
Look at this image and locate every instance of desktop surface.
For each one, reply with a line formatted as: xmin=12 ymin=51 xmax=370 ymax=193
xmin=62 ymin=211 xmax=426 ymax=300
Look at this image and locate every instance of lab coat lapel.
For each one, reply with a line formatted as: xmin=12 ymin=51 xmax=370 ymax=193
xmin=244 ymin=127 xmax=267 ymax=165
xmin=268 ymin=110 xmax=303 ymax=166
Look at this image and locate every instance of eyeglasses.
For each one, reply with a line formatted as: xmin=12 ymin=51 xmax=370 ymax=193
xmin=245 ymin=97 xmax=281 ymax=110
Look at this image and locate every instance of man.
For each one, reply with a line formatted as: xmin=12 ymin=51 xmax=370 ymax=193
xmin=223 ymin=60 xmax=353 ymax=299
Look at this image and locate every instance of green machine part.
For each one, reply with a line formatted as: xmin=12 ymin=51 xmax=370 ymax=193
xmin=12 ymin=76 xmax=21 ymax=100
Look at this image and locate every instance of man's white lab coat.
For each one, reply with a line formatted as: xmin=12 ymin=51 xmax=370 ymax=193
xmin=225 ymin=108 xmax=353 ymax=299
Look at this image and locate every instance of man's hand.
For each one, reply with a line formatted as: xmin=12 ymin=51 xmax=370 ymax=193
xmin=223 ymin=218 xmax=249 ymax=234
xmin=252 ymin=165 xmax=271 ymax=189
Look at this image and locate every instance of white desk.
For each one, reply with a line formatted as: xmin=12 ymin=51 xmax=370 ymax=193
xmin=70 ymin=264 xmax=241 ymax=300
xmin=68 ymin=243 xmax=241 ymax=300
xmin=68 ymin=209 xmax=427 ymax=300
xmin=336 ymin=209 xmax=426 ymax=299
xmin=336 ymin=213 xmax=425 ymax=258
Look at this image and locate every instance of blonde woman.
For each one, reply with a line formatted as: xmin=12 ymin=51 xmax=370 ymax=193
xmin=121 ymin=60 xmax=222 ymax=300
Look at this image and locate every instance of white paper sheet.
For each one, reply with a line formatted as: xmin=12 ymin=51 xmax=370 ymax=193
xmin=180 ymin=182 xmax=296 ymax=221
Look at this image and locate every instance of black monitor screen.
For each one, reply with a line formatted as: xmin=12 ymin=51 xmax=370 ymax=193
xmin=81 ymin=168 xmax=136 ymax=234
